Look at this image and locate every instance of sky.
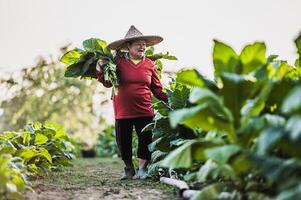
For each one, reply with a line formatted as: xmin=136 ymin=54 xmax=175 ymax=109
xmin=1 ymin=0 xmax=301 ymax=79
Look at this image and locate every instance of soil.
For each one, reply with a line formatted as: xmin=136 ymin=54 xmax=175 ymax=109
xmin=23 ymin=158 xmax=180 ymax=200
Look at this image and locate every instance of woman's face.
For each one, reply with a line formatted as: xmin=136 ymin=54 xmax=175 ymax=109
xmin=128 ymin=40 xmax=146 ymax=59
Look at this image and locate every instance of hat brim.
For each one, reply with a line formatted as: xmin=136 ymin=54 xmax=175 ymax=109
xmin=108 ymin=35 xmax=163 ymax=50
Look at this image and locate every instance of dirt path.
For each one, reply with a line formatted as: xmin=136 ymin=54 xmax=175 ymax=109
xmin=23 ymin=158 xmax=179 ymax=200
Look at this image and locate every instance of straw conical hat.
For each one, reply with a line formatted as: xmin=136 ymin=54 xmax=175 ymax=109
xmin=108 ymin=25 xmax=163 ymax=50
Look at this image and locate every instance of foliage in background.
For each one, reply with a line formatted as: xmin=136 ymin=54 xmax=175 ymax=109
xmin=146 ymin=33 xmax=301 ymax=199
xmin=96 ymin=124 xmax=118 ymax=157
xmin=0 ymin=121 xmax=79 ymax=200
xmin=0 ymin=46 xmax=109 ymax=148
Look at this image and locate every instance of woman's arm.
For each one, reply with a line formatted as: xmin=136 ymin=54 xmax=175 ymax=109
xmin=150 ymin=66 xmax=168 ymax=103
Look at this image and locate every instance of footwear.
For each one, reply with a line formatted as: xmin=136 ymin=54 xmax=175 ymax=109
xmin=136 ymin=168 xmax=149 ymax=180
xmin=120 ymin=167 xmax=136 ymax=180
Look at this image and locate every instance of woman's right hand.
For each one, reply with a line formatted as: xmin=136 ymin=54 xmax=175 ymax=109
xmin=96 ymin=58 xmax=109 ymax=73
xmin=96 ymin=59 xmax=112 ymax=88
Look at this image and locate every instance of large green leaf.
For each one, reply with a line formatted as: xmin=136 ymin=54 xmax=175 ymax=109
xmin=34 ymin=133 xmax=49 ymax=145
xmin=82 ymin=38 xmax=106 ymax=53
xmin=205 ymin=144 xmax=241 ymax=164
xmin=197 ymin=159 xmax=237 ymax=181
xmin=15 ymin=148 xmax=36 ymax=160
xmin=281 ymin=86 xmax=301 ymax=114
xmin=148 ymin=136 xmax=173 ymax=152
xmin=176 ymin=69 xmax=205 ymax=88
xmin=169 ymin=103 xmax=235 ymax=142
xmin=64 ymin=62 xmax=82 ymax=78
xmin=171 ymin=85 xmax=190 ymax=109
xmin=240 ymin=42 xmax=267 ymax=74
xmin=257 ymin=127 xmax=283 ymax=155
xmin=152 ymin=117 xmax=175 ymax=140
xmin=285 ymin=116 xmax=301 ymax=142
xmin=81 ymin=54 xmax=98 ymax=75
xmin=220 ymin=72 xmax=256 ymax=128
xmin=213 ymin=40 xmax=239 ymax=77
xmin=160 ymin=140 xmax=220 ymax=169
xmin=60 ymin=48 xmax=83 ymax=65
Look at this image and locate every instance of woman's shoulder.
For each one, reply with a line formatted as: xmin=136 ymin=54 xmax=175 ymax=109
xmin=143 ymin=57 xmax=155 ymax=67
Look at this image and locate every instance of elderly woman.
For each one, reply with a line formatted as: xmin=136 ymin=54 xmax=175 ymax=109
xmin=95 ymin=25 xmax=168 ymax=180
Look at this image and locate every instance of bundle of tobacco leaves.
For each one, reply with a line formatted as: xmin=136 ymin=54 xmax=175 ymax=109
xmin=60 ymin=38 xmax=119 ymax=95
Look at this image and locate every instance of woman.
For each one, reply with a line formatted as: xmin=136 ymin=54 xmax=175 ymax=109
xmin=95 ymin=25 xmax=168 ymax=180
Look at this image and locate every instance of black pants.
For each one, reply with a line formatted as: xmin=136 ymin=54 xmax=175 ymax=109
xmin=115 ymin=116 xmax=153 ymax=161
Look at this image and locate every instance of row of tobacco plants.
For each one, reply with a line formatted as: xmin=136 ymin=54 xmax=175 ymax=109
xmin=146 ymin=33 xmax=301 ymax=199
xmin=0 ymin=121 xmax=80 ymax=200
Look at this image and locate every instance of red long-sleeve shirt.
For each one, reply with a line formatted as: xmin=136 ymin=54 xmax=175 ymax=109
xmin=96 ymin=56 xmax=168 ymax=119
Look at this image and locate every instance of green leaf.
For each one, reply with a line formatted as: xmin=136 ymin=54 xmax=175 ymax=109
xmin=64 ymin=63 xmax=82 ymax=78
xmin=205 ymin=144 xmax=241 ymax=164
xmin=0 ymin=132 xmax=17 ymax=140
xmin=146 ymin=49 xmax=177 ymax=61
xmin=38 ymin=148 xmax=52 ymax=163
xmin=189 ymin=87 xmax=220 ymax=104
xmin=220 ymin=72 xmax=256 ymax=128
xmin=145 ymin=46 xmax=154 ymax=55
xmin=213 ymin=40 xmax=239 ymax=77
xmin=257 ymin=127 xmax=283 ymax=155
xmin=169 ymin=104 xmax=204 ymax=128
xmin=82 ymin=54 xmax=98 ymax=75
xmin=191 ymin=182 xmax=236 ymax=200
xmin=60 ymin=48 xmax=83 ymax=65
xmin=34 ymin=133 xmax=49 ymax=145
xmin=176 ymin=69 xmax=205 ymax=88
xmin=268 ymin=61 xmax=295 ymax=80
xmin=240 ymin=42 xmax=267 ymax=74
xmin=276 ymin=183 xmax=301 ymax=200
xmin=230 ymin=153 xmax=252 ymax=174
xmin=160 ymin=140 xmax=220 ymax=169
xmin=0 ymin=141 xmax=17 ymax=155
xmin=22 ymin=132 xmax=31 ymax=146
xmin=169 ymin=103 xmax=235 ymax=142
xmin=153 ymin=117 xmax=175 ymax=139
xmin=285 ymin=116 xmax=301 ymax=142
xmin=15 ymin=148 xmax=36 ymax=160
xmin=83 ymin=38 xmax=105 ymax=53
xmin=152 ymin=101 xmax=170 ymax=116
xmin=171 ymin=85 xmax=190 ymax=109
xmin=197 ymin=159 xmax=237 ymax=181
xmin=148 ymin=136 xmax=172 ymax=152
xmin=249 ymin=154 xmax=301 ymax=186
xmin=281 ymin=86 xmax=301 ymax=114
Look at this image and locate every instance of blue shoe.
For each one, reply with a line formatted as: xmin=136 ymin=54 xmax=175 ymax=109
xmin=136 ymin=168 xmax=149 ymax=180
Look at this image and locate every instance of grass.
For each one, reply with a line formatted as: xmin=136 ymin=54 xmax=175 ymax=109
xmin=24 ymin=157 xmax=179 ymax=200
